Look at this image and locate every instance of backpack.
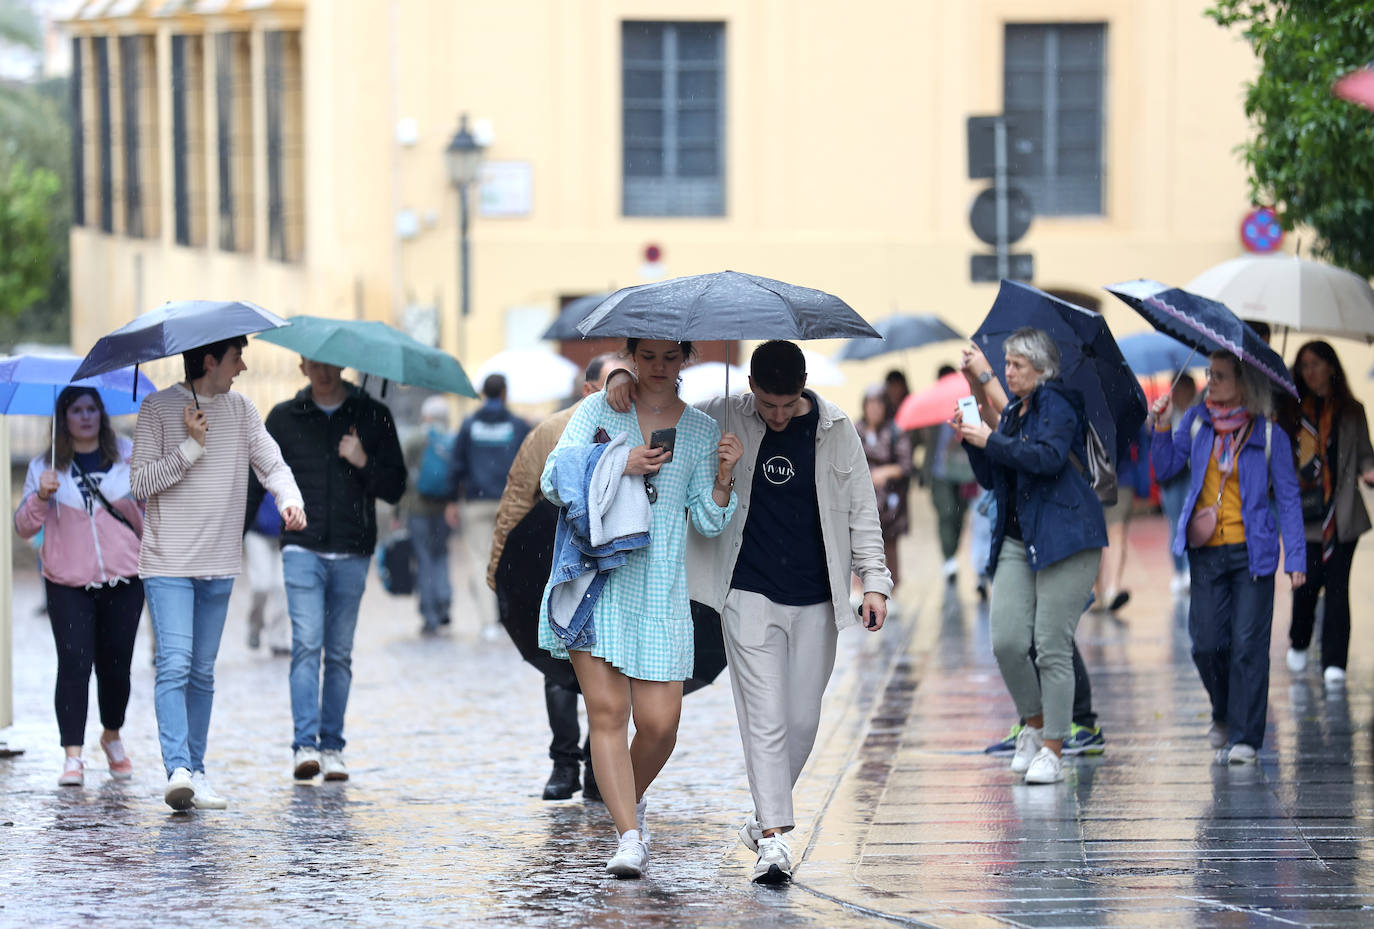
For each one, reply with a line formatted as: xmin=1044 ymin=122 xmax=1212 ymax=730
xmin=416 ymin=427 xmax=454 ymax=498
xmin=376 ymin=531 xmax=417 ymax=595
xmin=1069 ymin=422 xmax=1118 ymax=507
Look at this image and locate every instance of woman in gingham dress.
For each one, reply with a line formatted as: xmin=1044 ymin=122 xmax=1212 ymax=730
xmin=540 ymin=338 xmax=741 ymax=877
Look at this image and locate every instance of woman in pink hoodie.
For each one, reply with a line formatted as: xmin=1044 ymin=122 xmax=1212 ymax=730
xmin=14 ymin=387 xmax=144 ymax=787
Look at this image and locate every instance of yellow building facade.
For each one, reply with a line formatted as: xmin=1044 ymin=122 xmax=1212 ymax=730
xmin=63 ymin=0 xmax=1342 ymax=417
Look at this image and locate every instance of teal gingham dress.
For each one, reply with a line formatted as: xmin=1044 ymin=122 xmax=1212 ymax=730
xmin=538 ymin=392 xmax=737 ymax=681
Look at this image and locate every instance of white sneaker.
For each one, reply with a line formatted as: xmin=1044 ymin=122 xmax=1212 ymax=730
xmin=58 ymin=756 xmax=84 ymax=787
xmin=321 ymin=749 xmax=349 ymax=782
xmin=1023 ymin=747 xmax=1064 ymax=784
xmin=1009 ymin=725 xmax=1044 ymax=774
xmin=738 ymin=815 xmax=763 ymax=853
xmin=1208 ymin=721 xmax=1229 ymax=749
xmin=1225 ymin=743 xmax=1257 ymax=765
xmin=164 ymin=767 xmax=195 ymax=811
xmin=606 ymin=828 xmax=648 ymax=878
xmin=635 ymin=796 xmax=649 ymax=847
xmin=1286 ymin=648 xmax=1308 ymax=673
xmin=293 ymin=746 xmax=321 ymax=780
xmin=1324 ymin=666 xmax=1347 ymax=687
xmin=752 ymin=834 xmax=793 ymax=884
xmin=942 ymin=557 xmax=958 ymax=582
xmin=190 ymin=771 xmax=228 ymax=809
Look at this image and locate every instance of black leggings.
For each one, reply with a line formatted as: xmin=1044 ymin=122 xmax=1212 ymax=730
xmin=45 ymin=578 xmax=144 ymax=747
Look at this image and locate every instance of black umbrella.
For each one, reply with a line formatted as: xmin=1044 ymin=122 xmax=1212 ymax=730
xmin=543 ymin=292 xmax=612 ymax=341
xmin=493 ymin=499 xmax=724 ymax=695
xmin=574 ymin=271 xmax=880 ymax=342
xmin=835 ymin=314 xmax=963 ymax=361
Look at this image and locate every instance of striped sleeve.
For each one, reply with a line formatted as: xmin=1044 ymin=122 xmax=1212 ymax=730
xmin=130 ymin=394 xmax=203 ymax=499
xmin=244 ymin=396 xmax=303 ymax=512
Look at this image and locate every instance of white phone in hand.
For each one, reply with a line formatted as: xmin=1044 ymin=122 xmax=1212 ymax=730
xmin=957 ymin=395 xmax=980 ymax=426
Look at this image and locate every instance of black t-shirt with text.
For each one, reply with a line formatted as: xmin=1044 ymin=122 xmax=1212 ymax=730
xmin=730 ymin=397 xmax=831 ymax=606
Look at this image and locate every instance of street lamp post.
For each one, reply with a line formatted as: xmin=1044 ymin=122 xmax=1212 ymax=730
xmin=444 ymin=114 xmax=486 ymax=371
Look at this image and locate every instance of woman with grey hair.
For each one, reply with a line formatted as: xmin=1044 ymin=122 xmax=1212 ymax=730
xmin=956 ymin=326 xmax=1106 ymax=784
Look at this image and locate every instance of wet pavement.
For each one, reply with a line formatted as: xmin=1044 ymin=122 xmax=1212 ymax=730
xmin=2 ymin=510 xmax=1372 ymax=928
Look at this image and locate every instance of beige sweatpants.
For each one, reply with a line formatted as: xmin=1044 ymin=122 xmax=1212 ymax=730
xmin=721 ymin=587 xmax=838 ymax=833
xmin=459 ymin=499 xmax=501 ymax=628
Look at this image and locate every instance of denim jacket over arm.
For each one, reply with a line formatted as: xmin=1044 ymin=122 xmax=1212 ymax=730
xmin=964 ymin=380 xmax=1107 ymax=575
xmin=543 ymin=433 xmax=651 ymax=649
xmin=1150 ymin=404 xmax=1306 ymax=577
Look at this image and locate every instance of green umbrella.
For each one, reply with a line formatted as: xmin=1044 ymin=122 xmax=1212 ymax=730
xmin=255 ymin=315 xmax=477 ymax=397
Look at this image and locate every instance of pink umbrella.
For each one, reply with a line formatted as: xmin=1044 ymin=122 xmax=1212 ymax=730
xmin=1334 ymin=66 xmax=1374 ymax=111
xmin=894 ymin=371 xmax=970 ymax=431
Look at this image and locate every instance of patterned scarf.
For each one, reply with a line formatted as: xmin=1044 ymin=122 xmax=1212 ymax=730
xmin=1205 ymin=403 xmax=1253 ymax=475
xmin=1298 ymin=395 xmax=1337 ymax=563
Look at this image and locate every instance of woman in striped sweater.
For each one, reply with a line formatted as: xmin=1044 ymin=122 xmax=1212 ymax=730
xmin=130 ymin=335 xmax=305 ymax=811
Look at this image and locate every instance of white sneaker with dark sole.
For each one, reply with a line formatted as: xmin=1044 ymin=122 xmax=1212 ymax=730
xmin=164 ymin=767 xmax=195 ymax=811
xmin=752 ymin=834 xmax=793 ymax=884
xmin=293 ymin=747 xmax=321 ymax=780
xmin=606 ymin=829 xmax=648 ymax=878
xmin=321 ymin=750 xmax=349 ymax=782
xmin=190 ymin=771 xmax=228 ymax=809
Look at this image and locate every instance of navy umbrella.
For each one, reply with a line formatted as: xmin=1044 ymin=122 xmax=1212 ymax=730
xmin=575 ymin=271 xmax=880 ymax=342
xmin=1104 ymin=280 xmax=1297 ymax=397
xmin=1116 ymin=331 xmax=1204 ymax=377
xmin=74 ymin=299 xmax=288 ymax=382
xmin=543 ymin=292 xmax=612 ymax=341
xmin=973 ymin=280 xmax=1147 ymax=464
xmin=835 ymin=314 xmax=963 ymax=361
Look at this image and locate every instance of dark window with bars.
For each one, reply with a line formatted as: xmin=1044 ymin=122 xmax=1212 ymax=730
xmin=214 ymin=32 xmax=252 ymax=253
xmin=215 ymin=32 xmax=235 ymax=250
xmin=71 ymin=37 xmax=84 ymax=227
xmin=94 ymin=36 xmax=112 ymax=233
xmin=265 ymin=30 xmax=303 ymax=262
xmin=120 ymin=35 xmax=143 ymax=237
xmin=172 ymin=34 xmax=206 ymax=247
xmin=1003 ymin=23 xmax=1105 ymax=216
xmin=622 ymin=21 xmax=725 ymax=217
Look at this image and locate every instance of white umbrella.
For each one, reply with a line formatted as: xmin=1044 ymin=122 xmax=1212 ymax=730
xmin=678 ymin=362 xmax=747 ymax=405
xmin=802 ymin=349 xmax=846 ymax=386
xmin=1185 ymin=255 xmax=1374 ymax=343
xmin=472 ymin=349 xmax=579 ymax=404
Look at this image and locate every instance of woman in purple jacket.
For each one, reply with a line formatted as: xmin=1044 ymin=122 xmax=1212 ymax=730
xmin=1151 ymin=350 xmax=1306 ymax=765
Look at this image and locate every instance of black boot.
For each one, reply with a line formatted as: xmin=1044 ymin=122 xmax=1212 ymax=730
xmin=543 ymin=763 xmax=580 ymax=800
xmin=582 ymin=738 xmax=601 ymax=802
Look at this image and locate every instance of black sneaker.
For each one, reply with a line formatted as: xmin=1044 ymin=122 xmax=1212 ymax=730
xmin=542 ymin=763 xmax=580 ymax=801
xmin=582 ymin=760 xmax=602 ymax=802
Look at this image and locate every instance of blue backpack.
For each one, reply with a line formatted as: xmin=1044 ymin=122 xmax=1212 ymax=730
xmin=416 ymin=427 xmax=454 ymax=498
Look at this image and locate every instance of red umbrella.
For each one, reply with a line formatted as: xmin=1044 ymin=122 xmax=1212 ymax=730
xmin=1334 ymin=66 xmax=1374 ymax=111
xmin=894 ymin=371 xmax=970 ymax=431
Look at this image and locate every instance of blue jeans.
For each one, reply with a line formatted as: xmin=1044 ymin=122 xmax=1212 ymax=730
xmin=144 ymin=576 xmax=235 ymax=776
xmin=1159 ymin=477 xmax=1190 ymax=574
xmin=1187 ymin=543 xmax=1275 ymax=749
xmin=282 ymin=549 xmax=370 ymax=751
xmin=408 ymin=514 xmax=452 ymax=630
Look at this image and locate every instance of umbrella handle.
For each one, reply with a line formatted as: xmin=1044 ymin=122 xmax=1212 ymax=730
xmin=724 ymin=344 xmax=730 ymax=436
xmin=51 ymin=386 xmax=56 ymax=471
xmin=133 ymin=363 xmax=139 ymax=403
xmin=1167 ymin=346 xmax=1198 ymax=394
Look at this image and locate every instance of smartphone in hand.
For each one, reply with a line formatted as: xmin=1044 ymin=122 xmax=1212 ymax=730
xmin=649 ymin=427 xmax=677 ymax=456
xmin=956 ymin=395 xmax=980 ymax=426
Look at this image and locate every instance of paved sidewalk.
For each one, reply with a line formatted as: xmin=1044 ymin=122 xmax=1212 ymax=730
xmin=790 ymin=514 xmax=1374 ymax=928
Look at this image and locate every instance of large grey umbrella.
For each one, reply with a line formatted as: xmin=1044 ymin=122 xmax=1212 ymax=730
xmin=835 ymin=314 xmax=963 ymax=361
xmin=543 ymin=292 xmax=612 ymax=341
xmin=74 ymin=299 xmax=289 ymax=381
xmin=575 ymin=271 xmax=880 ymax=342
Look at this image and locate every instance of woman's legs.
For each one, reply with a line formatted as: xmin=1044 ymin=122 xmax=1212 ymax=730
xmin=1032 ymin=548 xmax=1101 ymax=752
xmin=45 ymin=581 xmax=97 ymax=753
xmin=91 ymin=579 xmax=144 ymax=741
xmin=570 ymin=652 xmax=636 ymax=834
xmin=1318 ymin=541 xmax=1357 ymax=671
xmin=989 ymin=542 xmax=1042 ymax=724
xmin=628 ymin=678 xmax=684 ymax=800
xmin=1288 ymin=541 xmax=1324 ymax=653
xmin=1186 ymin=547 xmax=1235 ymax=728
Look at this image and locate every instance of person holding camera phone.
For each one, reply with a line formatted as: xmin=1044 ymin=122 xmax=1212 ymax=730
xmin=602 ymin=340 xmax=892 ymax=884
xmin=538 ymin=338 xmax=742 ymax=879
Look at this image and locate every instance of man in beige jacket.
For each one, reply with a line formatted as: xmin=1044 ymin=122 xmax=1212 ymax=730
xmin=487 ymin=352 xmax=627 ymax=802
xmin=604 ymin=339 xmax=891 ymax=884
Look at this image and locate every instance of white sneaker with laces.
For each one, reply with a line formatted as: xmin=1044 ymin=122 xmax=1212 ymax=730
xmin=1225 ymin=743 xmax=1257 ymax=765
xmin=293 ymin=746 xmax=321 ymax=780
xmin=321 ymin=749 xmax=349 ymax=781
xmin=1009 ymin=725 xmax=1044 ymax=774
xmin=606 ymin=828 xmax=648 ymax=878
xmin=1286 ymin=648 xmax=1308 ymax=673
xmin=58 ymin=756 xmax=84 ymax=787
xmin=635 ymin=796 xmax=649 ymax=847
xmin=1324 ymin=666 xmax=1347 ymax=687
xmin=752 ymin=834 xmax=793 ymax=884
xmin=190 ymin=771 xmax=228 ymax=809
xmin=1208 ymin=721 xmax=1229 ymax=749
xmin=1023 ymin=747 xmax=1064 ymax=784
xmin=164 ymin=767 xmax=195 ymax=811
xmin=738 ymin=815 xmax=763 ymax=853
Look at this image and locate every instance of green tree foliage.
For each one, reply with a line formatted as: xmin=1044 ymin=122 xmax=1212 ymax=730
xmin=0 ymin=161 xmax=58 ymax=313
xmin=1209 ymin=1 xmax=1374 ymax=277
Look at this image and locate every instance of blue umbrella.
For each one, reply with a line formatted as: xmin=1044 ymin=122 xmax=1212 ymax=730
xmin=1116 ymin=331 xmax=1204 ymax=377
xmin=0 ymin=355 xmax=156 ymax=416
xmin=1104 ymin=280 xmax=1297 ymax=397
xmin=542 ymin=292 xmax=612 ymax=341
xmin=74 ymin=299 xmax=288 ymax=381
xmin=972 ymin=280 xmax=1148 ymax=464
xmin=835 ymin=314 xmax=963 ymax=361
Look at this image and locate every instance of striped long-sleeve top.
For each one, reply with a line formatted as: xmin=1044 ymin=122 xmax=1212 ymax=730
xmin=131 ymin=383 xmax=303 ymax=578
